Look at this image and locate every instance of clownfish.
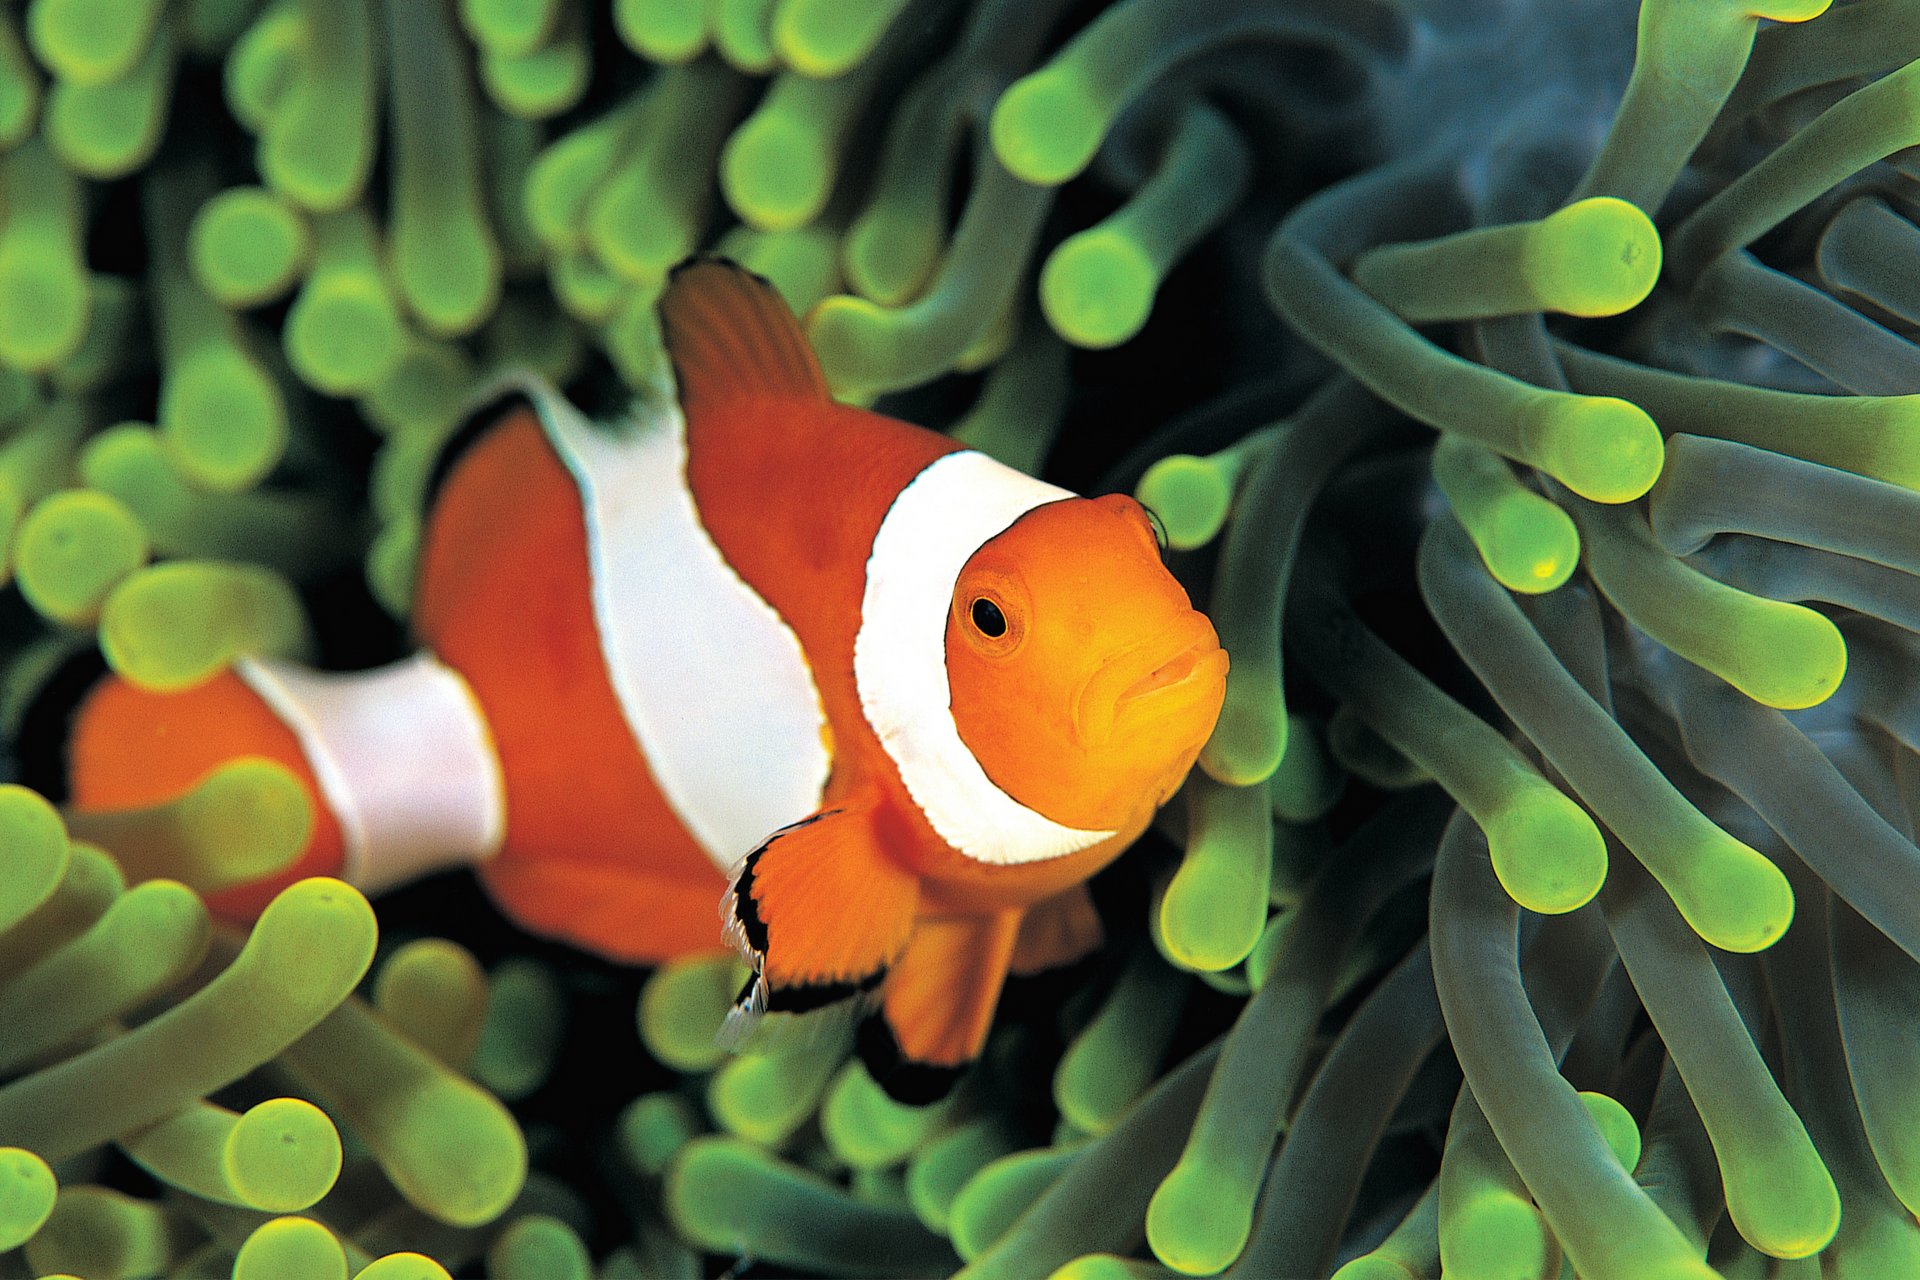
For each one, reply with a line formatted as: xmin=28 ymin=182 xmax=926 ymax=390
xmin=54 ymin=260 xmax=1228 ymax=1096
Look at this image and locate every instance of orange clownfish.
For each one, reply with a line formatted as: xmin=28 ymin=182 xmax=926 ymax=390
xmin=57 ymin=261 xmax=1228 ymax=1096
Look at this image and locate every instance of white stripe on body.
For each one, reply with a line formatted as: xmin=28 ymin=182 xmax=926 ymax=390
xmin=530 ymin=380 xmax=832 ymax=873
xmin=855 ymin=450 xmax=1116 ymax=866
xmin=237 ymin=653 xmax=506 ymax=894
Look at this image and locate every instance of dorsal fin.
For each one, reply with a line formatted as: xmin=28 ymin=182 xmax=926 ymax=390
xmin=658 ymin=257 xmax=830 ymax=413
xmin=422 ymin=386 xmax=536 ymax=511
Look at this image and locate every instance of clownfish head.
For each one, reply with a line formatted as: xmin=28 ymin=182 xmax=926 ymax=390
xmin=944 ymin=492 xmax=1228 ymax=833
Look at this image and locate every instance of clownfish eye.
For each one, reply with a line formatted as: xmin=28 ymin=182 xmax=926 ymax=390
xmin=970 ymin=597 xmax=1008 ymax=638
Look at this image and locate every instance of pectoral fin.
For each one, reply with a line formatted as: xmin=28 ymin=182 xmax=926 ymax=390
xmin=1009 ymin=885 xmax=1105 ymax=976
xmin=859 ymin=910 xmax=1023 ymax=1103
xmin=721 ymin=805 xmax=920 ymax=1036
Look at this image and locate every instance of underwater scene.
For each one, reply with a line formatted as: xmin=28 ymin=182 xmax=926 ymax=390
xmin=3 ymin=0 xmax=1920 ymax=1276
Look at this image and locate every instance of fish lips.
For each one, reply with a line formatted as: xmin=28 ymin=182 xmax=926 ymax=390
xmin=1075 ymin=623 xmax=1229 ymax=749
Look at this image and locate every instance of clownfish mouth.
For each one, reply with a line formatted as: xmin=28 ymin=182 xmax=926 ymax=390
xmin=1119 ymin=645 xmax=1210 ymax=703
xmin=1078 ymin=625 xmax=1229 ymax=747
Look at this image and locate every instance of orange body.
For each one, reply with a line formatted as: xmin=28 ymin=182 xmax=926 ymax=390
xmin=64 ymin=261 xmax=1228 ymax=1090
xmin=411 ymin=410 xmax=727 ymax=959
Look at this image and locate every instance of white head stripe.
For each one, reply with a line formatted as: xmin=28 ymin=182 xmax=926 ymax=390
xmin=237 ymin=654 xmax=505 ymax=893
xmin=855 ymin=450 xmax=1115 ymax=865
xmin=530 ymin=378 xmax=832 ymax=871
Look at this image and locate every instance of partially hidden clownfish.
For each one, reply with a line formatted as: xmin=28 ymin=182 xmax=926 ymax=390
xmin=54 ymin=260 xmax=1228 ymax=1098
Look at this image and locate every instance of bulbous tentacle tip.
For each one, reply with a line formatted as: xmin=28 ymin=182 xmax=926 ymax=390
xmin=1525 ymin=197 xmax=1663 ymax=318
xmin=1157 ymin=777 xmax=1271 ymax=974
xmin=470 ymin=957 xmax=565 ymax=1103
xmin=98 ymin=560 xmax=311 ymax=693
xmin=353 ymin=1251 xmax=455 ymax=1280
xmin=118 ymin=755 xmax=313 ymax=889
xmin=990 ymin=68 xmax=1104 ymax=188
xmin=232 ymin=1216 xmax=348 ymax=1280
xmin=1483 ymin=789 xmax=1608 ymax=915
xmin=0 ymin=783 xmax=72 ymax=927
xmin=1441 ymin=1191 xmax=1559 ymax=1280
xmin=189 ymin=187 xmax=312 ymax=309
xmin=1671 ymin=842 xmax=1795 ymax=954
xmin=1481 ymin=494 xmax=1580 ymax=595
xmin=1751 ymin=0 xmax=1832 ymax=21
xmin=0 ymin=260 xmax=89 ymax=373
xmin=14 ymin=488 xmax=149 ymax=628
xmin=1726 ymin=1161 xmax=1840 ymax=1262
xmin=638 ymin=950 xmax=744 ymax=1074
xmin=1730 ymin=602 xmax=1847 ymax=711
xmin=1041 ymin=229 xmax=1157 ymax=349
xmin=157 ymin=344 xmax=289 ymax=495
xmin=26 ymin=0 xmax=164 ymax=87
xmin=1136 ymin=455 xmax=1232 ymax=552
xmin=285 ymin=277 xmax=406 ymax=396
xmin=722 ymin=109 xmax=831 ymax=234
xmin=618 ymin=1092 xmax=702 ymax=1182
xmin=224 ymin=1098 xmax=343 ymax=1213
xmin=773 ymin=0 xmax=905 ymax=79
xmin=485 ymin=1213 xmax=594 ymax=1280
xmin=1050 ymin=1254 xmax=1174 ymax=1280
xmin=1576 ymin=1090 xmax=1642 ymax=1170
xmin=0 ymin=1146 xmax=57 ymax=1253
xmin=1145 ymin=1155 xmax=1254 ymax=1275
xmin=804 ymin=292 xmax=893 ymax=395
xmin=1197 ymin=674 xmax=1288 ymax=789
xmin=1329 ymin=1258 xmax=1419 ymax=1280
xmin=821 ymin=1058 xmax=952 ymax=1171
xmin=1534 ymin=394 xmax=1665 ymax=505
xmin=613 ymin=0 xmax=706 ymax=65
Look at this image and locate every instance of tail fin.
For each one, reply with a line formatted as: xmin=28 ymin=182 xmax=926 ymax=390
xmin=65 ymin=653 xmax=504 ymax=919
xmin=65 ymin=666 xmax=346 ymax=919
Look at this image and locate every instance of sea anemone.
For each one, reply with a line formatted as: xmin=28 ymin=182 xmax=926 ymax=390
xmin=3 ymin=0 xmax=1919 ymax=1277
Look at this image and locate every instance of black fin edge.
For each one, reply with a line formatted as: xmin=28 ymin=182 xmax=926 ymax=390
xmin=720 ymin=809 xmax=841 ymax=971
xmin=14 ymin=646 xmax=108 ymax=804
xmin=857 ymin=1014 xmax=968 ymax=1106
xmin=735 ymin=970 xmax=884 ymax=1015
xmin=666 ymin=254 xmax=779 ymax=295
xmin=721 ymin=809 xmax=885 ymax=1031
xmin=728 ymin=847 xmax=772 ymax=959
xmin=421 ymin=389 xmax=540 ymax=513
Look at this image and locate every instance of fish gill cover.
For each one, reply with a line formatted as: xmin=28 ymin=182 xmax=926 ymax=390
xmin=0 ymin=0 xmax=1917 ymax=1276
